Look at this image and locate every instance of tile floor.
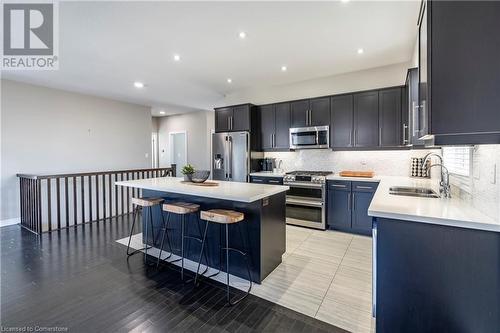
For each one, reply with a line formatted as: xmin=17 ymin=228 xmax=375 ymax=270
xmin=117 ymin=225 xmax=375 ymax=333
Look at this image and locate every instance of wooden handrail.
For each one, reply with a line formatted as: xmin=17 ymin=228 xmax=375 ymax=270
xmin=16 ymin=165 xmax=176 ymax=234
xmin=17 ymin=165 xmax=176 ymax=180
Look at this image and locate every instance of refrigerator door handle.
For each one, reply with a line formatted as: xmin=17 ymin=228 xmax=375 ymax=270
xmin=224 ymin=135 xmax=229 ymax=179
xmin=228 ymin=135 xmax=233 ymax=179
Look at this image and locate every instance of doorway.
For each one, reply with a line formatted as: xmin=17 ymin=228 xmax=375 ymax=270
xmin=169 ymin=131 xmax=187 ymax=168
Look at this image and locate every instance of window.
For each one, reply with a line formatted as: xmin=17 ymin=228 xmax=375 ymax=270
xmin=442 ymin=146 xmax=472 ymax=177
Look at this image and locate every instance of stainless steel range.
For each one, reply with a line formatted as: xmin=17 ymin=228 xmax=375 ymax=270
xmin=283 ymin=171 xmax=333 ymax=230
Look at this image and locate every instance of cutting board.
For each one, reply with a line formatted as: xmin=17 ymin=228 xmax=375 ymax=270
xmin=339 ymin=171 xmax=375 ymax=178
xmin=181 ymin=181 xmax=219 ymax=187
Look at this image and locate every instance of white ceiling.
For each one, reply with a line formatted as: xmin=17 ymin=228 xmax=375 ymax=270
xmin=3 ymin=1 xmax=421 ymax=116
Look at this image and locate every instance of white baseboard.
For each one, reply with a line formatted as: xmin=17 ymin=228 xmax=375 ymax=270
xmin=0 ymin=217 xmax=20 ymax=227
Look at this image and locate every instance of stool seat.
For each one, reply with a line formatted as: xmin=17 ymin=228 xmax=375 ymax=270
xmin=201 ymin=209 xmax=244 ymax=224
xmin=131 ymin=197 xmax=164 ymax=207
xmin=163 ymin=202 xmax=200 ymax=214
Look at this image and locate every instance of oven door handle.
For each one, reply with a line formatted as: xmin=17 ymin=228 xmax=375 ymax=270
xmin=283 ymin=182 xmax=324 ymax=189
xmin=286 ymin=198 xmax=324 ymax=207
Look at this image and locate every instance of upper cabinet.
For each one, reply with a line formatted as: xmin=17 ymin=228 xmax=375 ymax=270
xmin=330 ymin=95 xmax=354 ymax=148
xmin=419 ymin=0 xmax=500 ymax=144
xmin=214 ymin=104 xmax=254 ymax=133
xmin=378 ymin=88 xmax=402 ymax=147
xmin=290 ymin=97 xmax=330 ymax=128
xmin=258 ymin=102 xmax=291 ymax=150
xmin=353 ymin=91 xmax=379 ymax=147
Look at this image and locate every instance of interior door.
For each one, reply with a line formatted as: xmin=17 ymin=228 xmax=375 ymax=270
xmin=228 ymin=132 xmax=249 ymax=182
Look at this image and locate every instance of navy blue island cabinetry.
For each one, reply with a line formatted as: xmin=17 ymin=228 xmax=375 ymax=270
xmin=327 ymin=180 xmax=378 ymax=236
xmin=375 ymin=217 xmax=500 ymax=333
xmin=116 ymin=177 xmax=288 ymax=284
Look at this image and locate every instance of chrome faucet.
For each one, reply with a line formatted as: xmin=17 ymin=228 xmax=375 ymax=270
xmin=277 ymin=159 xmax=283 ymax=172
xmin=422 ymin=153 xmax=452 ymax=198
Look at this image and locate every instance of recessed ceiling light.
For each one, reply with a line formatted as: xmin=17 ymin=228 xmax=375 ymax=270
xmin=341 ymin=0 xmax=350 ymax=3
xmin=281 ymin=65 xmax=287 ymax=72
xmin=227 ymin=78 xmax=232 ymax=83
xmin=239 ymin=31 xmax=246 ymax=39
xmin=357 ymin=48 xmax=364 ymax=54
xmin=173 ymin=54 xmax=181 ymax=61
xmin=159 ymin=110 xmax=166 ymax=115
xmin=134 ymin=81 xmax=144 ymax=88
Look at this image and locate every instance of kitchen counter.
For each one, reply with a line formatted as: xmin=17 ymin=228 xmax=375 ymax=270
xmin=368 ymin=176 xmax=499 ymax=232
xmin=116 ymin=176 xmax=288 ymax=283
xmin=116 ymin=177 xmax=288 ymax=203
xmin=249 ymin=171 xmax=286 ymax=178
xmin=326 ymin=174 xmax=382 ymax=182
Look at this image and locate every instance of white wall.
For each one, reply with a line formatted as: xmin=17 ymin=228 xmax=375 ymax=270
xmin=1 ymin=79 xmax=152 ymax=221
xmin=156 ymin=111 xmax=214 ymax=171
xmin=220 ymin=62 xmax=409 ymax=106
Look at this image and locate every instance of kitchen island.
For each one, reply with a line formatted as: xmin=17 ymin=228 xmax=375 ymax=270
xmin=116 ymin=177 xmax=289 ymax=283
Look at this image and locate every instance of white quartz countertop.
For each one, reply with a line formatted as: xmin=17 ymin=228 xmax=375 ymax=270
xmin=326 ymin=175 xmax=382 ymax=182
xmin=249 ymin=171 xmax=285 ymax=178
xmin=115 ymin=177 xmax=289 ymax=203
xmin=368 ymin=176 xmax=500 ymax=232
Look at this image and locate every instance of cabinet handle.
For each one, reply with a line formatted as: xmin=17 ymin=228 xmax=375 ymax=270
xmin=227 ymin=117 xmax=230 ymax=130
xmin=308 ymin=110 xmax=312 ymax=126
xmin=331 ymin=184 xmax=347 ymax=188
xmin=348 ymin=192 xmax=352 ymax=211
xmin=270 ymin=134 xmax=273 ymax=147
xmin=403 ymin=123 xmax=409 ymax=145
xmin=379 ymin=127 xmax=382 ymax=146
xmin=269 ymin=180 xmax=280 ymax=184
xmin=305 ymin=110 xmax=309 ymax=126
xmin=253 ymin=179 xmax=263 ymax=182
xmin=352 ymin=193 xmax=356 ymax=211
xmin=353 ymin=129 xmax=357 ymax=146
xmin=356 ymin=185 xmax=373 ymax=190
xmin=349 ymin=131 xmax=353 ymax=146
xmin=230 ymin=116 xmax=233 ymax=130
xmin=412 ymin=102 xmax=419 ymax=136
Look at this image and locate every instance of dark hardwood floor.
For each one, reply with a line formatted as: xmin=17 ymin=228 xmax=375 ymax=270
xmin=1 ymin=215 xmax=346 ymax=332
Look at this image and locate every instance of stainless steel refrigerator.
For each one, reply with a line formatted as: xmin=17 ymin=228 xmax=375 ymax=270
xmin=212 ymin=131 xmax=250 ymax=182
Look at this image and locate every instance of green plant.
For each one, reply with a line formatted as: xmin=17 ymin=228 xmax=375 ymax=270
xmin=181 ymin=164 xmax=195 ymax=175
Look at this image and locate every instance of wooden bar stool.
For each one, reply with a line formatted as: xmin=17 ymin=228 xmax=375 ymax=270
xmin=196 ymin=209 xmax=252 ymax=306
xmin=157 ymin=202 xmax=209 ymax=281
xmin=127 ymin=197 xmax=164 ymax=264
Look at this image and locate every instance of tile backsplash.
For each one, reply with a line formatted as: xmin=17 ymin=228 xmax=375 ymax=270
xmin=264 ymin=149 xmax=440 ymax=177
xmin=265 ymin=145 xmax=500 ymax=222
xmin=452 ymin=144 xmax=500 ymax=222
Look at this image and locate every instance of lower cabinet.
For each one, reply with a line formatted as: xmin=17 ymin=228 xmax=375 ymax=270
xmin=327 ymin=180 xmax=378 ymax=235
xmin=249 ymin=176 xmax=283 ymax=185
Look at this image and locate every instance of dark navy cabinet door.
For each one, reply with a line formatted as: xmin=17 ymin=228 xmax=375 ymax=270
xmin=215 ymin=107 xmax=232 ymax=132
xmin=331 ymin=94 xmax=354 ymax=148
xmin=379 ymin=88 xmax=402 ymax=147
xmin=232 ymin=105 xmax=251 ymax=131
xmin=310 ymin=97 xmax=330 ymax=126
xmin=275 ymin=102 xmax=291 ymax=149
xmin=351 ymin=191 xmax=374 ymax=235
xmin=327 ymin=182 xmax=352 ymax=231
xmin=290 ymin=100 xmax=309 ymax=128
xmin=354 ymin=91 xmax=379 ymax=147
xmin=259 ymin=104 xmax=275 ymax=149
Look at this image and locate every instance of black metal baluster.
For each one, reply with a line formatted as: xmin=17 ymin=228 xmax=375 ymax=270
xmin=126 ymin=173 xmax=130 ymax=214
xmin=102 ymin=174 xmax=106 ymax=220
xmin=47 ymin=178 xmax=52 ymax=232
xmin=37 ymin=179 xmax=42 ymax=233
xmin=88 ymin=175 xmax=92 ymax=221
xmin=65 ymin=177 xmax=69 ymax=228
xmin=108 ymin=174 xmax=112 ymax=217
xmin=81 ymin=176 xmax=85 ymax=224
xmin=114 ymin=174 xmax=118 ymax=217
xmin=73 ymin=176 xmax=77 ymax=227
xmin=120 ymin=173 xmax=124 ymax=216
xmin=96 ymin=175 xmax=100 ymax=221
xmin=56 ymin=178 xmax=61 ymax=229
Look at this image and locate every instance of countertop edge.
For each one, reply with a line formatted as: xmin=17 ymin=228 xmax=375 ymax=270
xmin=115 ymin=180 xmax=289 ymax=203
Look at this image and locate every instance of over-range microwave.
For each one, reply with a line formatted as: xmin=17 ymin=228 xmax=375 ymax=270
xmin=289 ymin=126 xmax=329 ymax=149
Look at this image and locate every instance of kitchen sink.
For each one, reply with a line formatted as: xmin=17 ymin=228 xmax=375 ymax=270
xmin=389 ymin=186 xmax=440 ymax=198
